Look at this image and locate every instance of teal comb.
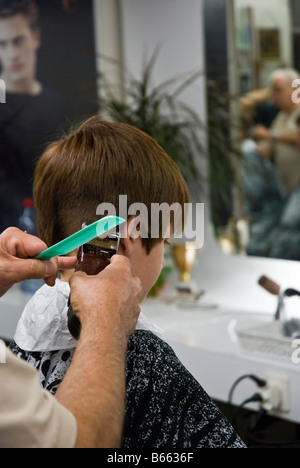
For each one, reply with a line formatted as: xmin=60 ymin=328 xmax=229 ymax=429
xmin=35 ymin=216 xmax=125 ymax=261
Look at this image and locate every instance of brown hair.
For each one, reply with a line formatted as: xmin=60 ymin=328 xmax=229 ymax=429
xmin=0 ymin=0 xmax=39 ymax=30
xmin=33 ymin=117 xmax=190 ymax=253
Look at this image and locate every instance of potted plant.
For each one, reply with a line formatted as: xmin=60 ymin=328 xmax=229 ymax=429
xmin=98 ymin=50 xmax=204 ymax=191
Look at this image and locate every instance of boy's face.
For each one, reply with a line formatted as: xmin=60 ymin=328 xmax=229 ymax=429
xmin=124 ymin=238 xmax=166 ymax=302
xmin=0 ymin=14 xmax=40 ymax=90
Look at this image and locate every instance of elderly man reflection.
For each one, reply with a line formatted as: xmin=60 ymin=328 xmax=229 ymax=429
xmin=253 ymin=69 xmax=300 ymax=194
xmin=241 ymin=69 xmax=300 ymax=259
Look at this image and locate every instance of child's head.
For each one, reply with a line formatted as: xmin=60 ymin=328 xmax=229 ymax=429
xmin=34 ymin=117 xmax=190 ymax=299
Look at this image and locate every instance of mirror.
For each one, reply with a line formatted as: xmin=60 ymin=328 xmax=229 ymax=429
xmin=0 ymin=0 xmax=98 ymax=232
xmin=204 ymin=0 xmax=300 ymax=261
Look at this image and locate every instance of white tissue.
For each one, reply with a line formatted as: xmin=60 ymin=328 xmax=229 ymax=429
xmin=14 ymin=279 xmax=163 ymax=352
xmin=14 ymin=279 xmax=77 ymax=352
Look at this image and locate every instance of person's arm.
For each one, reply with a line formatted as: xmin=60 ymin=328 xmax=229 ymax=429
xmin=0 ymin=345 xmax=78 ymax=448
xmin=0 ymin=227 xmax=77 ymax=448
xmin=253 ymin=125 xmax=299 ymax=146
xmin=55 ymin=256 xmax=142 ymax=448
xmin=271 ymin=130 xmax=299 ymax=145
xmin=239 ymin=88 xmax=271 ymax=123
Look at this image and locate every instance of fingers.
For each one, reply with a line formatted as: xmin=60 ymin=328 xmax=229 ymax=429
xmin=1 ymin=227 xmax=48 ymax=259
xmin=4 ymin=257 xmax=57 ymax=285
xmin=0 ymin=228 xmax=77 ymax=292
xmin=10 ymin=256 xmax=77 ymax=288
xmin=0 ymin=257 xmax=48 ymax=294
xmin=68 ymin=255 xmax=142 ymax=338
xmin=109 ymin=254 xmax=131 ymax=268
xmin=109 ymin=255 xmax=142 ymax=297
xmin=43 ymin=256 xmax=77 ymax=287
xmin=69 ymin=270 xmax=87 ymax=289
xmin=56 ymin=256 xmax=77 ymax=271
xmin=110 ymin=254 xmax=142 ymax=294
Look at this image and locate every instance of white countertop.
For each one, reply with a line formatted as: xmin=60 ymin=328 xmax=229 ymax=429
xmin=141 ymin=298 xmax=300 ymax=414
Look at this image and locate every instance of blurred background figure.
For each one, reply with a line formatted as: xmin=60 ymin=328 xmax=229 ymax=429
xmin=240 ymin=87 xmax=280 ymax=131
xmin=240 ymin=68 xmax=300 ymax=259
xmin=253 ymin=68 xmax=300 ymax=192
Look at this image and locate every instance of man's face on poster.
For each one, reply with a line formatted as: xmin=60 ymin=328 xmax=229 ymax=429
xmin=0 ymin=14 xmax=40 ymax=89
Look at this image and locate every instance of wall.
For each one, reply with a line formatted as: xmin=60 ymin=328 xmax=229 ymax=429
xmin=94 ymin=0 xmax=206 ymax=122
xmin=235 ymin=0 xmax=293 ymax=87
xmin=120 ymin=0 xmax=205 ymax=122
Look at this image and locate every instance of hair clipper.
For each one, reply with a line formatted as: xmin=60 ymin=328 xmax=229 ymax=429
xmin=67 ymin=232 xmax=120 ymax=340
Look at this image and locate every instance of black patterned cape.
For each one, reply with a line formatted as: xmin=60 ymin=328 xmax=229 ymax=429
xmin=10 ymin=331 xmax=246 ymax=448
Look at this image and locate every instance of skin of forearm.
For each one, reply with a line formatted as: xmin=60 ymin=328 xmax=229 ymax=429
xmin=55 ymin=319 xmax=128 ymax=448
xmin=276 ymin=131 xmax=299 ymax=145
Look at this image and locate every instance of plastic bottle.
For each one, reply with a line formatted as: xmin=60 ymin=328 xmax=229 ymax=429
xmin=18 ymin=198 xmax=44 ymax=294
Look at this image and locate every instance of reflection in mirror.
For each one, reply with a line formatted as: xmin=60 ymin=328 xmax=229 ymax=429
xmin=0 ymin=0 xmax=98 ymax=232
xmin=204 ymin=0 xmax=300 ymax=261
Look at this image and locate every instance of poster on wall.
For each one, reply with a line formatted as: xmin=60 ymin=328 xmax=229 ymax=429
xmin=0 ymin=0 xmax=98 ymax=231
xmin=259 ymin=29 xmax=281 ymax=60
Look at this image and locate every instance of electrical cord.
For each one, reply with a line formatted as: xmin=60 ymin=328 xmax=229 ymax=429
xmin=228 ymin=374 xmax=267 ymax=406
xmin=232 ymin=393 xmax=263 ymax=426
xmin=227 ymin=374 xmax=266 ymax=445
xmin=228 ymin=374 xmax=300 ymax=448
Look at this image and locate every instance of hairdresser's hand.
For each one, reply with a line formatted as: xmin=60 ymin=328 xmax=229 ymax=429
xmin=69 ymin=255 xmax=142 ymax=343
xmin=0 ymin=227 xmax=76 ymax=297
